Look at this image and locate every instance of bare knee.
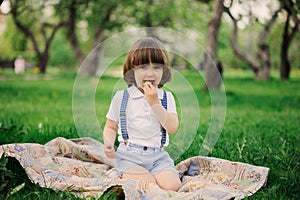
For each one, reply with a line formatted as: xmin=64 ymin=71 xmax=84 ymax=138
xmin=122 ymin=166 xmax=156 ymax=183
xmin=159 ymin=179 xmax=181 ymax=191
xmin=154 ymin=170 xmax=182 ymax=191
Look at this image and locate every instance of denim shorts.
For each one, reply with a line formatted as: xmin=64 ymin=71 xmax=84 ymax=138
xmin=115 ymin=143 xmax=178 ymax=177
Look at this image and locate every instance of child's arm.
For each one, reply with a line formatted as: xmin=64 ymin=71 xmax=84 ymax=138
xmin=151 ymin=104 xmax=178 ymax=133
xmin=144 ymin=85 xmax=178 ymax=133
xmin=103 ymin=119 xmax=118 ymax=158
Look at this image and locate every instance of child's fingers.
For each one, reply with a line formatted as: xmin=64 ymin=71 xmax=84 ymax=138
xmin=105 ymin=145 xmax=113 ymax=153
xmin=144 ymin=84 xmax=156 ymax=95
xmin=106 ymin=151 xmax=115 ymax=158
xmin=105 ymin=145 xmax=116 ymax=158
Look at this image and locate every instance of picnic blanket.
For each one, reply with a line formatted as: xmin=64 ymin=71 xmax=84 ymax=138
xmin=0 ymin=137 xmax=269 ymax=199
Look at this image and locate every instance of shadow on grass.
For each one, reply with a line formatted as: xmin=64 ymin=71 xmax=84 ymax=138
xmin=99 ymin=186 xmax=125 ymax=200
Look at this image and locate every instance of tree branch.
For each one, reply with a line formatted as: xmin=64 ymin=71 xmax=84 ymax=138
xmin=66 ymin=0 xmax=85 ymax=62
xmin=11 ymin=3 xmax=41 ymax=57
xmin=226 ymin=7 xmax=259 ymax=71
xmin=93 ymin=3 xmax=117 ymax=47
xmin=45 ymin=21 xmax=67 ymax=53
xmin=283 ymin=0 xmax=299 ymax=47
xmin=258 ymin=2 xmax=284 ymax=47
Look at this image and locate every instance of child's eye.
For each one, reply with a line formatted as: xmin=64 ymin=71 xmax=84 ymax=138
xmin=154 ymin=65 xmax=163 ymax=70
xmin=136 ymin=65 xmax=147 ymax=70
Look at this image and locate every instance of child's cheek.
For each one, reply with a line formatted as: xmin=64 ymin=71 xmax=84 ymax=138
xmin=134 ymin=72 xmax=143 ymax=87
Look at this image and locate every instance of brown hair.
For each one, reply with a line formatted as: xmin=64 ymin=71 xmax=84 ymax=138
xmin=123 ymin=37 xmax=172 ymax=88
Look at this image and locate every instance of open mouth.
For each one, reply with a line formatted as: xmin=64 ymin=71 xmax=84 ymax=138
xmin=143 ymin=80 xmax=155 ymax=84
xmin=138 ymin=80 xmax=155 ymax=94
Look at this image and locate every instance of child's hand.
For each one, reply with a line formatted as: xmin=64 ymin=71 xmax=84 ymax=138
xmin=104 ymin=145 xmax=116 ymax=159
xmin=143 ymin=84 xmax=160 ymax=106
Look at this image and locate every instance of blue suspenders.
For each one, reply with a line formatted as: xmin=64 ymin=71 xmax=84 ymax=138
xmin=120 ymin=89 xmax=167 ymax=147
xmin=120 ymin=90 xmax=129 ymax=145
xmin=160 ymin=91 xmax=167 ymax=146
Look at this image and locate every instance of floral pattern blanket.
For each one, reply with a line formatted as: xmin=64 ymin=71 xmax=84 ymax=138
xmin=0 ymin=137 xmax=269 ymax=199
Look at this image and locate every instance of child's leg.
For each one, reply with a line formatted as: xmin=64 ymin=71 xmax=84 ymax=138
xmin=154 ymin=170 xmax=181 ymax=191
xmin=122 ymin=166 xmax=156 ymax=183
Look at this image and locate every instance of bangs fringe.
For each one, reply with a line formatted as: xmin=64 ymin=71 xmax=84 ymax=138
xmin=130 ymin=47 xmax=168 ymax=67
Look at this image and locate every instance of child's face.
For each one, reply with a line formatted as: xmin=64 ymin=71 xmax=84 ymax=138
xmin=134 ymin=63 xmax=163 ymax=88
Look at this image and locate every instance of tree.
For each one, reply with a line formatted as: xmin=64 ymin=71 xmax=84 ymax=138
xmin=64 ymin=0 xmax=86 ymax=64
xmin=130 ymin=0 xmax=175 ymax=35
xmin=225 ymin=0 xmax=284 ymax=80
xmin=0 ymin=16 xmax=27 ymax=60
xmin=203 ymin=0 xmax=224 ymax=90
xmin=9 ymin=0 xmax=66 ymax=73
xmin=62 ymin=0 xmax=188 ymax=76
xmin=130 ymin=0 xmax=211 ymax=71
xmin=280 ymin=0 xmax=299 ymax=80
xmin=59 ymin=0 xmax=127 ymax=76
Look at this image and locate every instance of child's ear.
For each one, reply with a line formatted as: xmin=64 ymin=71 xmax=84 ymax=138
xmin=124 ymin=69 xmax=136 ymax=86
xmin=160 ymin=66 xmax=172 ymax=86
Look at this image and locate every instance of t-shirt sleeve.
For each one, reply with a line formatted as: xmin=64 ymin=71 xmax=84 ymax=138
xmin=106 ymin=90 xmax=123 ymax=122
xmin=167 ymin=91 xmax=177 ymax=114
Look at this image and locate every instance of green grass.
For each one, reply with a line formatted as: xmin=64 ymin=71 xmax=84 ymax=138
xmin=0 ymin=69 xmax=299 ymax=199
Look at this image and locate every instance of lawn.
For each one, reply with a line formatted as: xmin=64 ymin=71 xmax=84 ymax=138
xmin=0 ymin=68 xmax=299 ymax=199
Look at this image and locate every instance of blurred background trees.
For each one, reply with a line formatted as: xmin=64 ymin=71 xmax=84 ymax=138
xmin=225 ymin=0 xmax=299 ymax=80
xmin=9 ymin=0 xmax=67 ymax=73
xmin=0 ymin=0 xmax=299 ymax=86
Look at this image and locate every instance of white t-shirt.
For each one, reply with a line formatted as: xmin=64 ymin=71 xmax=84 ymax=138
xmin=106 ymin=86 xmax=177 ymax=147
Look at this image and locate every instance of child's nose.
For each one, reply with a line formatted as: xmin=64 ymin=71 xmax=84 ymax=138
xmin=145 ymin=68 xmax=155 ymax=77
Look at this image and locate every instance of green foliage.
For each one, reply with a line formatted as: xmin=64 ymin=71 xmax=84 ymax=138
xmin=266 ymin=22 xmax=284 ymax=69
xmin=218 ymin=20 xmax=249 ymax=69
xmin=267 ymin=22 xmax=300 ymax=70
xmin=0 ymin=39 xmax=15 ymax=60
xmin=131 ymin=0 xmax=176 ymax=27
xmin=49 ymin=31 xmax=77 ymax=67
xmin=99 ymin=186 xmax=125 ymax=200
xmin=0 ymin=16 xmax=27 ymax=60
xmin=0 ymin=120 xmax=27 ymax=145
xmin=0 ymin=154 xmax=13 ymax=199
xmin=0 ymin=155 xmax=32 ymax=200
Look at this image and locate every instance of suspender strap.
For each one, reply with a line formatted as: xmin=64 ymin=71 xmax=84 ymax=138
xmin=120 ymin=90 xmax=129 ymax=145
xmin=160 ymin=91 xmax=167 ymax=147
xmin=120 ymin=89 xmax=168 ymax=146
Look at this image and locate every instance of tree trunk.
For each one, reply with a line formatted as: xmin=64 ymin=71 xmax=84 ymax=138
xmin=256 ymin=44 xmax=271 ymax=80
xmin=280 ymin=14 xmax=291 ymax=79
xmin=38 ymin=54 xmax=49 ymax=74
xmin=203 ymin=0 xmax=224 ymax=90
xmin=66 ymin=0 xmax=85 ymax=64
xmin=228 ymin=11 xmax=259 ymax=73
xmin=280 ymin=0 xmax=299 ymax=80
